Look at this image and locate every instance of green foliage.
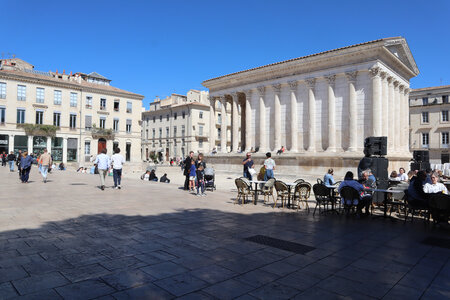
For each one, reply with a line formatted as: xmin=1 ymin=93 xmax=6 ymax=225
xmin=91 ymin=124 xmax=115 ymax=140
xmin=17 ymin=123 xmax=59 ymax=137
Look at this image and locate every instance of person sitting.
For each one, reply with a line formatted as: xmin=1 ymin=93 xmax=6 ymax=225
xmin=323 ymin=168 xmax=336 ymax=187
xmin=408 ymin=170 xmax=429 ymax=207
xmin=160 ymin=173 xmax=170 ymax=183
xmin=141 ymin=171 xmax=150 ymax=180
xmin=338 ymin=171 xmax=366 ymax=216
xmin=276 ymin=146 xmax=285 ymax=155
xmin=424 ymin=172 xmax=448 ymax=194
xmin=77 ymin=167 xmax=84 ymax=173
xmin=359 ymin=169 xmax=376 ymax=215
xmin=58 ymin=162 xmax=65 ymax=170
xmin=149 ymin=169 xmax=158 ymax=181
xmin=389 ymin=170 xmax=400 ymax=181
xmin=398 ymin=167 xmax=408 ymax=182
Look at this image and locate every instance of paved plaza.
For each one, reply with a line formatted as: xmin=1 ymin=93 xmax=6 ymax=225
xmin=0 ymin=166 xmax=449 ymax=299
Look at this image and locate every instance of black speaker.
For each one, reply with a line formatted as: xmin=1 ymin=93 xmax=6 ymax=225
xmin=411 ymin=162 xmax=431 ymax=171
xmin=364 ymin=136 xmax=387 ymax=156
xmin=413 ymin=151 xmax=429 ymax=163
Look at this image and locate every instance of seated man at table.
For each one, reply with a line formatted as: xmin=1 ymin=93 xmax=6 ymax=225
xmin=323 ymin=168 xmax=336 ymax=187
xmin=339 ymin=171 xmax=366 ymax=216
xmin=360 ymin=169 xmax=376 ymax=215
xmin=408 ymin=170 xmax=429 ymax=207
xmin=424 ymin=172 xmax=448 ymax=194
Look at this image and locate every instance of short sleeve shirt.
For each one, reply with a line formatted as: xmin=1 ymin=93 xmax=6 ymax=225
xmin=264 ymin=158 xmax=275 ymax=170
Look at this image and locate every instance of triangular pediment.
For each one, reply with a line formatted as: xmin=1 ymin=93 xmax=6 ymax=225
xmin=384 ymin=38 xmax=419 ymax=76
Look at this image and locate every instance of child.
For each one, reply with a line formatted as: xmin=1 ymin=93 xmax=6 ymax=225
xmin=196 ymin=165 xmax=206 ymax=196
xmin=189 ymin=160 xmax=196 ymax=192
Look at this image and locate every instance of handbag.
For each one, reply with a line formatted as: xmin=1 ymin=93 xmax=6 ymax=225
xmin=248 ymin=168 xmax=257 ymax=176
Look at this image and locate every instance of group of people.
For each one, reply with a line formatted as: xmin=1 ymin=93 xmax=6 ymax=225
xmin=94 ymin=148 xmax=125 ymax=190
xmin=242 ymin=152 xmax=276 ymax=181
xmin=183 ymin=151 xmax=207 ymax=196
xmin=4 ymin=149 xmax=54 ymax=183
xmin=141 ymin=169 xmax=170 ymax=183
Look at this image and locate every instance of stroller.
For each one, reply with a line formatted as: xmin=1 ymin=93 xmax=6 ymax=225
xmin=204 ymin=167 xmax=216 ymax=191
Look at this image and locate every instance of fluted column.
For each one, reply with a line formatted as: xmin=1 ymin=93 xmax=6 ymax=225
xmin=306 ymin=78 xmax=316 ymax=152
xmin=209 ymin=96 xmax=216 ymax=152
xmin=398 ymin=85 xmax=405 ymax=153
xmin=273 ymin=84 xmax=281 ymax=151
xmin=392 ymin=81 xmax=400 ymax=153
xmin=8 ymin=134 xmax=14 ymax=153
xmin=325 ymin=75 xmax=336 ymax=152
xmin=387 ymin=77 xmax=394 ymax=152
xmin=220 ymin=96 xmax=227 ymax=153
xmin=245 ymin=90 xmax=252 ymax=151
xmin=258 ymin=86 xmax=268 ymax=152
xmin=231 ymin=93 xmax=239 ymax=152
xmin=346 ymin=71 xmax=358 ymax=151
xmin=404 ymin=88 xmax=410 ymax=153
xmin=370 ymin=67 xmax=382 ymax=136
xmin=288 ymin=81 xmax=298 ymax=152
xmin=62 ymin=137 xmax=68 ymax=163
xmin=46 ymin=137 xmax=52 ymax=152
xmin=27 ymin=135 xmax=33 ymax=154
xmin=380 ymin=72 xmax=388 ymax=137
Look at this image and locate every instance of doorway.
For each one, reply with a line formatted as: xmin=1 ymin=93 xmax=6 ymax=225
xmin=126 ymin=143 xmax=131 ymax=161
xmin=98 ymin=138 xmax=106 ymax=154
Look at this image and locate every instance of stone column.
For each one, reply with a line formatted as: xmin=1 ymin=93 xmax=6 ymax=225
xmin=370 ymin=67 xmax=382 ymax=136
xmin=245 ymin=90 xmax=252 ymax=151
xmin=258 ymin=86 xmax=268 ymax=152
xmin=380 ymin=72 xmax=388 ymax=137
xmin=231 ymin=92 xmax=239 ymax=152
xmin=346 ymin=71 xmax=358 ymax=151
xmin=62 ymin=137 xmax=68 ymax=163
xmin=27 ymin=136 xmax=33 ymax=154
xmin=8 ymin=134 xmax=14 ymax=153
xmin=398 ymin=85 xmax=405 ymax=153
xmin=325 ymin=75 xmax=336 ymax=152
xmin=209 ymin=96 xmax=216 ymax=152
xmin=46 ymin=136 xmax=52 ymax=152
xmin=392 ymin=81 xmax=400 ymax=152
xmin=306 ymin=78 xmax=316 ymax=152
xmin=220 ymin=96 xmax=227 ymax=153
xmin=387 ymin=76 xmax=394 ymax=151
xmin=288 ymin=81 xmax=298 ymax=152
xmin=273 ymin=84 xmax=282 ymax=151
xmin=404 ymin=88 xmax=410 ymax=153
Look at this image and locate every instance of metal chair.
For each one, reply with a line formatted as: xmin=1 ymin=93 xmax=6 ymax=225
xmin=262 ymin=178 xmax=276 ymax=204
xmin=293 ymin=182 xmax=311 ymax=212
xmin=312 ymin=183 xmax=332 ymax=216
xmin=274 ymin=180 xmax=289 ymax=208
xmin=234 ymin=178 xmax=254 ymax=205
xmin=294 ymin=178 xmax=305 ymax=184
xmin=338 ymin=186 xmax=360 ymax=216
xmin=404 ymin=190 xmax=430 ymax=223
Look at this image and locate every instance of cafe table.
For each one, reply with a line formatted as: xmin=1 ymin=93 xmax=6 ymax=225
xmin=284 ymin=182 xmax=297 ymax=208
xmin=325 ymin=184 xmax=340 ymax=214
xmin=369 ymin=188 xmax=405 ymax=219
xmin=250 ymin=180 xmax=266 ymax=205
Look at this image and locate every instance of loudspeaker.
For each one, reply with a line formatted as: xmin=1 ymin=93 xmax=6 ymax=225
xmin=358 ymin=156 xmax=389 ymax=182
xmin=413 ymin=151 xmax=429 ymax=163
xmin=411 ymin=162 xmax=431 ymax=171
xmin=364 ymin=136 xmax=387 ymax=156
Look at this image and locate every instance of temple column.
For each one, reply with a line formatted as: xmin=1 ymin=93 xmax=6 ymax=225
xmin=392 ymin=81 xmax=400 ymax=153
xmin=46 ymin=137 xmax=52 ymax=152
xmin=273 ymin=84 xmax=281 ymax=151
xmin=245 ymin=90 xmax=252 ymax=151
xmin=325 ymin=75 xmax=336 ymax=152
xmin=27 ymin=136 xmax=33 ymax=154
xmin=398 ymin=85 xmax=405 ymax=153
xmin=404 ymin=88 xmax=410 ymax=153
xmin=209 ymin=96 xmax=216 ymax=152
xmin=231 ymin=92 xmax=239 ymax=152
xmin=8 ymin=134 xmax=14 ymax=153
xmin=258 ymin=86 xmax=268 ymax=153
xmin=288 ymin=81 xmax=298 ymax=152
xmin=387 ymin=77 xmax=394 ymax=152
xmin=306 ymin=78 xmax=316 ymax=152
xmin=380 ymin=72 xmax=388 ymax=137
xmin=346 ymin=71 xmax=358 ymax=151
xmin=62 ymin=137 xmax=68 ymax=163
xmin=220 ymin=96 xmax=227 ymax=153
xmin=370 ymin=67 xmax=382 ymax=136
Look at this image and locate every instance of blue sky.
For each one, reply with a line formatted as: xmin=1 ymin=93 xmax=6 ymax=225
xmin=2 ymin=0 xmax=449 ymax=108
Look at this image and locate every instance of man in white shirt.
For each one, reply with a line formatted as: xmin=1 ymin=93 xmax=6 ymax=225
xmin=264 ymin=152 xmax=276 ymax=181
xmin=424 ymin=172 xmax=448 ymax=194
xmin=94 ymin=148 xmax=111 ymax=191
xmin=111 ymin=147 xmax=125 ymax=190
xmin=398 ymin=167 xmax=408 ymax=182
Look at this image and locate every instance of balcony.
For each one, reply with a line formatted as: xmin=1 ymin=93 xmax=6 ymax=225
xmin=100 ymin=106 xmax=106 ymax=111
xmin=85 ymin=104 xmax=92 ymax=109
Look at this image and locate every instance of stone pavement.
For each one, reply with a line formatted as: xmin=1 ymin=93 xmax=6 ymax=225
xmin=0 ymin=166 xmax=449 ymax=299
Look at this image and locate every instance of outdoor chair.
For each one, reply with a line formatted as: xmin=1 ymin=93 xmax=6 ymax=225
xmin=262 ymin=178 xmax=276 ymax=204
xmin=274 ymin=180 xmax=289 ymax=208
xmin=312 ymin=183 xmax=332 ymax=216
xmin=234 ymin=178 xmax=254 ymax=205
xmin=404 ymin=190 xmax=430 ymax=223
xmin=293 ymin=182 xmax=311 ymax=212
xmin=339 ymin=186 xmax=360 ymax=217
xmin=428 ymin=193 xmax=450 ymax=225
xmin=387 ymin=187 xmax=407 ymax=218
xmin=316 ymin=178 xmax=324 ymax=185
xmin=294 ymin=178 xmax=305 ymax=184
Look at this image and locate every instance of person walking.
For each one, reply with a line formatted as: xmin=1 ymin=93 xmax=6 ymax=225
xmin=16 ymin=150 xmax=22 ymax=178
xmin=39 ymin=149 xmax=52 ymax=183
xmin=183 ymin=151 xmax=194 ymax=190
xmin=242 ymin=152 xmax=254 ymax=180
xmin=264 ymin=152 xmax=276 ymax=181
xmin=111 ymin=147 xmax=125 ymax=190
xmin=94 ymin=148 xmax=111 ymax=191
xmin=7 ymin=151 xmax=16 ymax=172
xmin=20 ymin=151 xmax=33 ymax=183
xmin=1 ymin=151 xmax=6 ymax=167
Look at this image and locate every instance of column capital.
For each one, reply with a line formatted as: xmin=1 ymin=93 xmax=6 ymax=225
xmin=288 ymin=80 xmax=298 ymax=91
xmin=404 ymin=88 xmax=410 ymax=95
xmin=272 ymin=83 xmax=281 ymax=94
xmin=399 ymin=85 xmax=405 ymax=93
xmin=257 ymin=86 xmax=265 ymax=96
xmin=380 ymin=71 xmax=387 ymax=80
xmin=305 ymin=78 xmax=316 ymax=88
xmin=219 ymin=95 xmax=227 ymax=102
xmin=386 ymin=76 xmax=393 ymax=84
xmin=345 ymin=71 xmax=358 ymax=83
xmin=244 ymin=90 xmax=252 ymax=98
xmin=369 ymin=66 xmax=381 ymax=78
xmin=208 ymin=96 xmax=216 ymax=103
xmin=393 ymin=80 xmax=400 ymax=89
xmin=230 ymin=92 xmax=239 ymax=99
xmin=324 ymin=74 xmax=336 ymax=86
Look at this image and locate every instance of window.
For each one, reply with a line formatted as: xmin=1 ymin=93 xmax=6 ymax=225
xmin=181 ymin=125 xmax=185 ymax=137
xmin=152 ymin=129 xmax=155 ymax=139
xmin=199 ymin=125 xmax=203 ymax=136
xmin=174 ymin=113 xmax=177 ymax=120
xmin=126 ymin=119 xmax=131 ymax=133
xmin=17 ymin=85 xmax=26 ymax=101
xmin=145 ymin=129 xmax=148 ymax=139
xmin=166 ymin=114 xmax=169 ymax=121
xmin=114 ymin=100 xmax=119 ymax=111
xmin=54 ymin=90 xmax=62 ymax=105
xmin=0 ymin=82 xmax=5 ymax=99
xmin=166 ymin=127 xmax=169 ymax=137
xmin=85 ymin=115 xmax=92 ymax=131
xmin=443 ymin=95 xmax=449 ymax=104
xmin=218 ymin=128 xmax=221 ymax=139
xmin=153 ymin=117 xmax=155 ymax=123
xmin=126 ymin=101 xmax=132 ymax=113
xmin=422 ymin=97 xmax=428 ymax=105
xmin=0 ymin=107 xmax=5 ymax=124
xmin=86 ymin=96 xmax=92 ymax=108
xmin=159 ymin=115 xmax=162 ymax=122
xmin=173 ymin=126 xmax=177 ymax=137
xmin=199 ymin=138 xmax=203 ymax=148
xmin=218 ymin=113 xmax=222 ymax=124
xmin=99 ymin=117 xmax=106 ymax=129
xmin=443 ymin=132 xmax=449 ymax=146
xmin=100 ymin=98 xmax=106 ymax=110
xmin=422 ymin=133 xmax=429 ymax=147
xmin=422 ymin=111 xmax=429 ymax=123
xmin=36 ymin=111 xmax=43 ymax=125
xmin=70 ymin=93 xmax=78 ymax=107
xmin=442 ymin=111 xmax=449 ymax=122
xmin=70 ymin=114 xmax=77 ymax=129
xmin=182 ymin=111 xmax=185 ymax=119
xmin=217 ymin=101 xmax=222 ymax=110
xmin=182 ymin=138 xmax=185 ymax=146
xmin=113 ymin=119 xmax=119 ymax=132
xmin=159 ymin=128 xmax=162 ymax=138
xmin=17 ymin=109 xmax=25 ymax=124
xmin=53 ymin=112 xmax=61 ymax=127
xmin=85 ymin=141 xmax=91 ymax=155
xmin=199 ymin=111 xmax=203 ymax=119
xmin=36 ymin=88 xmax=45 ymax=103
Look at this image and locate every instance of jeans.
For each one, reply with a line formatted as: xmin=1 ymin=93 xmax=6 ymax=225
xmin=8 ymin=161 xmax=14 ymax=172
xmin=99 ymin=169 xmax=108 ymax=186
xmin=41 ymin=165 xmax=49 ymax=180
xmin=243 ymin=170 xmax=252 ymax=180
xmin=113 ymin=168 xmax=122 ymax=187
xmin=264 ymin=169 xmax=274 ymax=181
xmin=21 ymin=167 xmax=31 ymax=182
xmin=197 ymin=180 xmax=205 ymax=194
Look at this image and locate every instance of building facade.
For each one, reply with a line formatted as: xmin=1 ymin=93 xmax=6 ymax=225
xmin=141 ymin=90 xmax=232 ymax=161
xmin=0 ymin=58 xmax=144 ymax=164
xmin=202 ymin=37 xmax=419 ymax=174
xmin=409 ymin=85 xmax=450 ymax=165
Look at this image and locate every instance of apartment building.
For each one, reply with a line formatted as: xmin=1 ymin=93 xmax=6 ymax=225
xmin=409 ymin=85 xmax=450 ymax=164
xmin=0 ymin=58 xmax=144 ymax=164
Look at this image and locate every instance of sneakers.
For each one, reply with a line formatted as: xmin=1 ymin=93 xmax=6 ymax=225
xmin=114 ymin=186 xmax=118 ymax=190
xmin=101 ymin=185 xmax=105 ymax=191
xmin=197 ymin=193 xmax=201 ymax=197
xmin=118 ymin=185 xmax=121 ymax=189
xmin=202 ymin=193 xmax=206 ymax=196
